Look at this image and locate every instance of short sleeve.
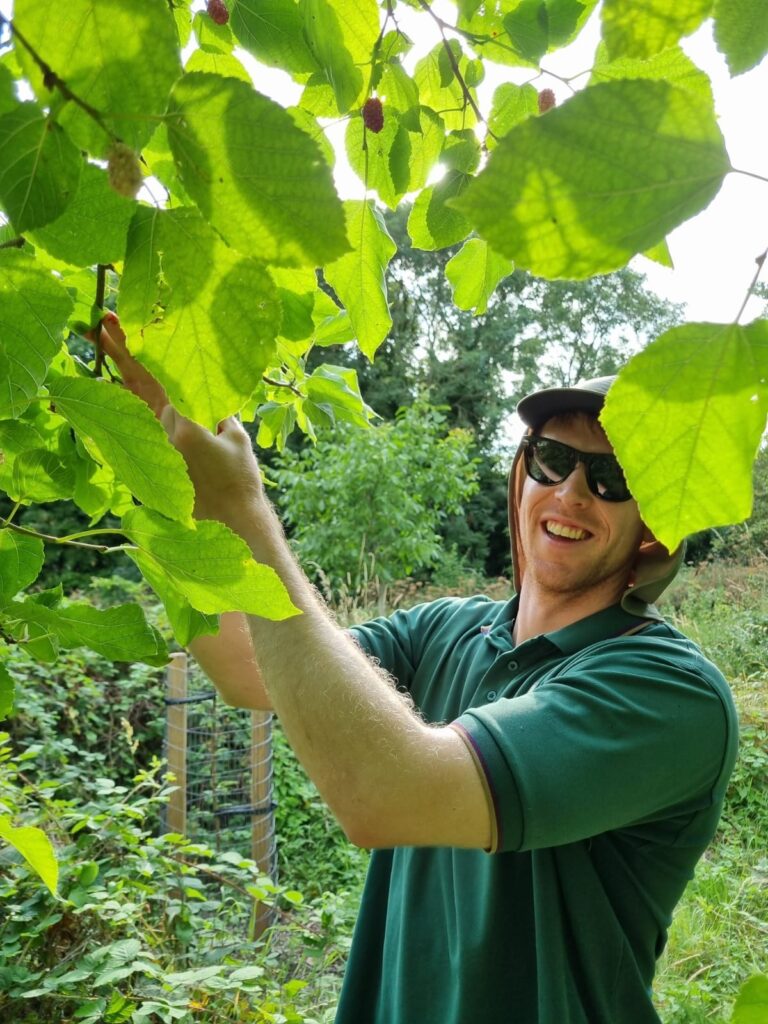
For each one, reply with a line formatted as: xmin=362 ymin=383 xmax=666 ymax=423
xmin=454 ymin=639 xmax=737 ymax=853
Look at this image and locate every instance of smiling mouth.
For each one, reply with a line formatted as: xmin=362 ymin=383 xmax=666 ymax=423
xmin=545 ymin=520 xmax=589 ymax=541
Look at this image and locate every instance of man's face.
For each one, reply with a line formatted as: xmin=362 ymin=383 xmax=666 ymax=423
xmin=518 ymin=413 xmax=646 ymax=604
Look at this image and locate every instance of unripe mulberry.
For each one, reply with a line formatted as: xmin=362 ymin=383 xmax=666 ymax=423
xmin=107 ymin=142 xmax=143 ymax=199
xmin=538 ymin=88 xmax=556 ymax=114
xmin=207 ymin=0 xmax=230 ymax=25
xmin=362 ymin=97 xmax=384 ymax=133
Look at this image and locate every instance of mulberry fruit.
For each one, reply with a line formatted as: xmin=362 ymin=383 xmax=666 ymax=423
xmin=207 ymin=0 xmax=230 ymax=25
xmin=362 ymin=97 xmax=384 ymax=133
xmin=538 ymin=89 xmax=556 ymax=114
xmin=107 ymin=142 xmax=143 ymax=199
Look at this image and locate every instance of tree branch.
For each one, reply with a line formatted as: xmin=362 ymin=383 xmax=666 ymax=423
xmin=0 ymin=13 xmax=115 ymax=144
xmin=0 ymin=517 xmax=129 ymax=554
xmin=734 ymin=247 xmax=768 ymax=324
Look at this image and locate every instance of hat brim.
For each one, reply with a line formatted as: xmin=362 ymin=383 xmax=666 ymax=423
xmin=516 ymin=381 xmax=612 ymax=429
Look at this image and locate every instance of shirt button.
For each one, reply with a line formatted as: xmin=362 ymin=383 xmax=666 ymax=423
xmin=487 ymin=691 xmax=497 ymax=702
xmin=508 ymin=660 xmax=519 ymax=671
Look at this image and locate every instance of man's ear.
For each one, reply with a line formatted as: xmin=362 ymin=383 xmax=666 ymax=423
xmin=637 ymin=525 xmax=669 ymax=559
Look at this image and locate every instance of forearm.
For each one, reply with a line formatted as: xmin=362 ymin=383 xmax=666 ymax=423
xmin=189 ymin=612 xmax=272 ymax=711
xmin=238 ymin=498 xmax=488 ymax=849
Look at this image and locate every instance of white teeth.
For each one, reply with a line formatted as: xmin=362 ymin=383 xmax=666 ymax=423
xmin=546 ymin=521 xmax=588 ymax=540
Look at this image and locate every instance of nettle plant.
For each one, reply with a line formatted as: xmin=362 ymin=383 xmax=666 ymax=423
xmin=0 ymin=0 xmax=767 ymax=882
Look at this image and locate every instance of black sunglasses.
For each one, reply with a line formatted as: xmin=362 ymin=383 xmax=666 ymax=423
xmin=521 ymin=435 xmax=632 ymax=503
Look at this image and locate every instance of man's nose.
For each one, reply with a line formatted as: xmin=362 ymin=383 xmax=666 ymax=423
xmin=553 ymin=462 xmax=592 ymax=504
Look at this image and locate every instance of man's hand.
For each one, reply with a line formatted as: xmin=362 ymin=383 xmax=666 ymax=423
xmin=88 ymin=313 xmax=264 ymax=531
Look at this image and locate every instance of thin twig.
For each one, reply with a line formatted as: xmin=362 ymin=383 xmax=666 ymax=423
xmin=734 ymin=247 xmax=768 ymax=323
xmin=262 ymin=375 xmax=303 ymax=398
xmin=0 ymin=13 xmax=115 ymax=144
xmin=417 ymin=0 xmax=484 ymax=128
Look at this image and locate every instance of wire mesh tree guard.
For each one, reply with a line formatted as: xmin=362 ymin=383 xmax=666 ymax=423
xmin=163 ymin=652 xmax=276 ymax=938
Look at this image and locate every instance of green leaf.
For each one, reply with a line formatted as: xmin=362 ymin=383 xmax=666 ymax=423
xmin=487 ymin=82 xmax=539 ymax=150
xmin=732 ymin=975 xmax=768 ymax=1024
xmin=4 ymin=598 xmax=168 ymax=665
xmin=28 ymin=162 xmax=135 ymax=268
xmin=0 ymin=662 xmax=15 ymax=720
xmin=0 ymin=531 xmax=45 ymax=603
xmin=305 ymin=364 xmax=376 ymax=427
xmin=167 ymin=72 xmax=349 ymax=268
xmin=643 ymin=238 xmax=674 ymax=268
xmin=185 ymin=48 xmax=252 ymax=83
xmin=303 ymin=0 xmax=380 ymax=113
xmin=0 ymin=817 xmax=58 ymax=895
xmin=11 ymin=449 xmax=75 ymax=504
xmin=454 ymin=79 xmax=730 ymax=279
xmin=230 ymin=0 xmax=319 ymax=75
xmin=414 ymin=42 xmax=478 ymax=131
xmin=14 ymin=0 xmax=182 ymax=155
xmin=0 ymin=63 xmax=16 ymax=117
xmin=445 ymin=239 xmax=514 ymax=316
xmin=122 ymin=507 xmax=299 ymax=619
xmin=601 ymin=0 xmax=713 ymax=59
xmin=0 ymin=102 xmax=82 ymax=233
xmin=121 ymin=207 xmax=281 ymax=430
xmin=378 ymin=62 xmax=420 ymax=112
xmin=714 ymin=0 xmax=768 ymax=75
xmin=0 ymin=250 xmax=73 ymax=418
xmin=46 ymin=376 xmax=195 ymax=523
xmin=589 ymin=42 xmax=714 ymax=94
xmin=601 ymin=320 xmax=768 ymax=552
xmin=408 ymin=170 xmax=472 ymax=251
xmin=504 ymin=0 xmax=551 ymax=64
xmin=118 ymin=206 xmax=163 ymax=339
xmin=133 ymin=555 xmax=219 ymax=646
xmin=346 ymin=108 xmax=409 ymax=209
xmin=324 ymin=201 xmax=396 ymax=360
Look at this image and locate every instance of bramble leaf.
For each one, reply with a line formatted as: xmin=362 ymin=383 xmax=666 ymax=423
xmin=602 ymin=320 xmax=768 ymax=551
xmin=454 ymin=79 xmax=730 ymax=279
xmin=0 ymin=662 xmax=14 ymax=720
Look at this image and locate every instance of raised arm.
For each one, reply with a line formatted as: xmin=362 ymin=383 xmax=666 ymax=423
xmin=91 ymin=314 xmax=271 ymax=710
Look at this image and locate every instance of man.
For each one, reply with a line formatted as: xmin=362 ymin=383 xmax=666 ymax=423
xmin=95 ymin=315 xmax=738 ymax=1023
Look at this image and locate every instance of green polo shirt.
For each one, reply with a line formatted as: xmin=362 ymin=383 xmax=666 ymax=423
xmin=337 ymin=595 xmax=738 ymax=1024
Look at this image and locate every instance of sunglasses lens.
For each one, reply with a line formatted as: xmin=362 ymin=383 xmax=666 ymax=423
xmin=588 ymin=455 xmax=630 ymax=502
xmin=524 ymin=437 xmax=631 ymax=502
xmin=526 ymin=438 xmax=575 ymax=484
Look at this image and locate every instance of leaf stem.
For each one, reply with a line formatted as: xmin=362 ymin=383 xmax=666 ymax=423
xmin=734 ymin=247 xmax=768 ymax=323
xmin=731 ymin=168 xmax=768 ymax=186
xmin=0 ymin=516 xmax=130 ymax=554
xmin=0 ymin=13 xmax=115 ymax=145
xmin=416 ymin=0 xmax=487 ymax=132
xmin=262 ymin=375 xmax=303 ymax=398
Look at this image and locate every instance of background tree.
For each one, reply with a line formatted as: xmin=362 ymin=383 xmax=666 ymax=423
xmin=272 ymin=403 xmax=479 ymax=610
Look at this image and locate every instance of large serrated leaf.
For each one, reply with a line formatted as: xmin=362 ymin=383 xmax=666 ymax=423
xmin=29 ymin=162 xmax=136 ymax=268
xmin=713 ymin=0 xmax=768 ymax=76
xmin=408 ymin=171 xmax=472 ymax=251
xmin=46 ymin=376 xmax=195 ymax=523
xmin=134 ymin=553 xmax=219 ymax=647
xmin=120 ymin=207 xmax=281 ymax=430
xmin=0 ymin=250 xmax=73 ymax=418
xmin=324 ymin=201 xmax=396 ymax=361
xmin=454 ymin=79 xmax=730 ymax=279
xmin=3 ymin=598 xmax=168 ymax=665
xmin=601 ymin=0 xmax=713 ymax=60
xmin=601 ymin=320 xmax=768 ymax=551
xmin=14 ymin=0 xmax=182 ymax=156
xmin=0 ymin=532 xmax=45 ymax=604
xmin=123 ymin=507 xmax=299 ymax=620
xmin=303 ymin=0 xmax=380 ymax=113
xmin=167 ymin=72 xmax=349 ymax=268
xmin=0 ymin=817 xmax=58 ymax=895
xmin=0 ymin=102 xmax=82 ymax=233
